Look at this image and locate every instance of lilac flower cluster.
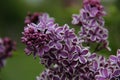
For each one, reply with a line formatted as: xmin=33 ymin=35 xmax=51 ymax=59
xmin=0 ymin=37 xmax=16 ymax=68
xmin=72 ymin=0 xmax=110 ymax=51
xmin=21 ymin=0 xmax=120 ymax=80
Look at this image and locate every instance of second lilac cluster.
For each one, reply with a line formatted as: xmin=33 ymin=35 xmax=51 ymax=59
xmin=72 ymin=0 xmax=110 ymax=51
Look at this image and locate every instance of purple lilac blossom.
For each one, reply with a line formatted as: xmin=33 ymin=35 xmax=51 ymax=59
xmin=72 ymin=0 xmax=110 ymax=52
xmin=73 ymin=46 xmax=89 ymax=64
xmin=109 ymin=49 xmax=120 ymax=67
xmin=0 ymin=37 xmax=16 ymax=68
xmin=21 ymin=24 xmax=50 ymax=57
xmin=22 ymin=13 xmax=57 ymax=57
xmin=22 ymin=0 xmax=120 ymax=80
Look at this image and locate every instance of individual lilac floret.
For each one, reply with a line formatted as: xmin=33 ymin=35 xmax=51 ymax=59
xmin=37 ymin=13 xmax=55 ymax=31
xmin=48 ymin=26 xmax=63 ymax=50
xmin=95 ymin=68 xmax=112 ymax=80
xmin=73 ymin=46 xmax=89 ymax=64
xmin=109 ymin=49 xmax=120 ymax=67
xmin=0 ymin=37 xmax=16 ymax=68
xmin=62 ymin=24 xmax=76 ymax=45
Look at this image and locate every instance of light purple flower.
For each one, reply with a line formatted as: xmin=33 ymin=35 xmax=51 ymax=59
xmin=109 ymin=49 xmax=120 ymax=67
xmin=62 ymin=24 xmax=76 ymax=45
xmin=37 ymin=13 xmax=55 ymax=31
xmin=95 ymin=68 xmax=112 ymax=80
xmin=48 ymin=27 xmax=63 ymax=49
xmin=21 ymin=0 xmax=120 ymax=80
xmin=73 ymin=46 xmax=89 ymax=64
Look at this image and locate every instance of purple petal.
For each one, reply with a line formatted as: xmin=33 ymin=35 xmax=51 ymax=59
xmin=109 ymin=55 xmax=117 ymax=63
xmin=39 ymin=49 xmax=44 ymax=57
xmin=93 ymin=60 xmax=98 ymax=71
xmin=55 ymin=42 xmax=62 ymax=49
xmin=101 ymin=69 xmax=109 ymax=78
xmin=64 ymin=45 xmax=70 ymax=51
xmin=76 ymin=46 xmax=81 ymax=53
xmin=88 ymin=53 xmax=97 ymax=59
xmin=66 ymin=39 xmax=71 ymax=46
xmin=96 ymin=76 xmax=106 ymax=80
xmin=53 ymin=76 xmax=60 ymax=80
xmin=81 ymin=49 xmax=88 ymax=56
xmin=113 ymin=70 xmax=120 ymax=77
xmin=55 ymin=27 xmax=63 ymax=33
xmin=91 ymin=35 xmax=96 ymax=41
xmin=117 ymin=61 xmax=120 ymax=67
xmin=71 ymin=61 xmax=78 ymax=68
xmin=68 ymin=67 xmax=74 ymax=74
xmin=49 ymin=41 xmax=54 ymax=47
xmin=95 ymin=27 xmax=100 ymax=33
xmin=62 ymin=60 xmax=69 ymax=66
xmin=90 ymin=7 xmax=98 ymax=17
xmin=72 ymin=14 xmax=80 ymax=24
xmin=24 ymin=48 xmax=31 ymax=55
xmin=70 ymin=46 xmax=76 ymax=53
xmin=73 ymin=54 xmax=79 ymax=61
xmin=44 ymin=46 xmax=49 ymax=52
xmin=60 ymin=51 xmax=68 ymax=58
xmin=69 ymin=34 xmax=76 ymax=38
xmin=117 ymin=49 xmax=120 ymax=56
xmin=79 ymin=56 xmax=87 ymax=64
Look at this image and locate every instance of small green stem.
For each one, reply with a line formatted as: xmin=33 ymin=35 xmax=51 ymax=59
xmin=93 ymin=43 xmax=101 ymax=53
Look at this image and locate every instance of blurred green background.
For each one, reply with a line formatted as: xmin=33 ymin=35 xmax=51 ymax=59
xmin=0 ymin=0 xmax=120 ymax=80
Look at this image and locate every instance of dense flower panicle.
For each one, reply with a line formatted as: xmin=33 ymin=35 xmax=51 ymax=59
xmin=37 ymin=50 xmax=120 ymax=80
xmin=22 ymin=13 xmax=57 ymax=57
xmin=0 ymin=37 xmax=16 ymax=68
xmin=72 ymin=0 xmax=110 ymax=52
xmin=21 ymin=24 xmax=50 ymax=57
xmin=22 ymin=0 xmax=120 ymax=80
xmin=22 ymin=12 xmax=79 ymax=58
